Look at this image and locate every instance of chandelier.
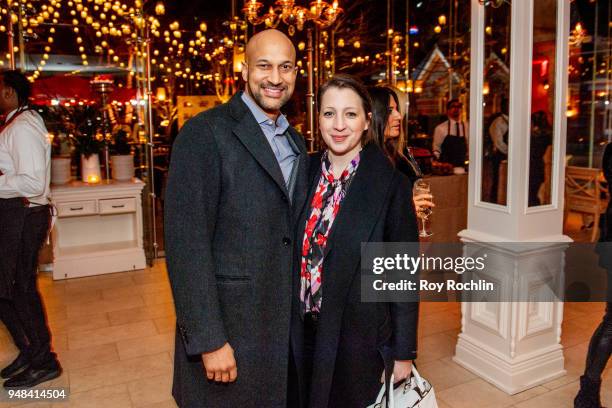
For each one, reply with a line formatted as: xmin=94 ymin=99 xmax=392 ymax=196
xmin=243 ymin=0 xmax=342 ymax=34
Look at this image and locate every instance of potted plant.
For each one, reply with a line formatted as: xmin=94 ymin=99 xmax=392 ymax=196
xmin=50 ymin=132 xmax=73 ymax=185
xmin=75 ymin=133 xmax=104 ymax=183
xmin=110 ymin=128 xmax=134 ymax=181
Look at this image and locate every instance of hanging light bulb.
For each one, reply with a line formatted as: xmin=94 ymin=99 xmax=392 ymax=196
xmin=155 ymin=1 xmax=165 ymax=15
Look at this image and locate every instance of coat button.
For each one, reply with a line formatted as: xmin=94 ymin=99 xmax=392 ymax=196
xmin=283 ymin=237 xmax=291 ymax=246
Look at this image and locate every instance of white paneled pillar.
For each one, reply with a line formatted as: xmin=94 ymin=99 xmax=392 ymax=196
xmin=454 ymin=0 xmax=572 ymax=394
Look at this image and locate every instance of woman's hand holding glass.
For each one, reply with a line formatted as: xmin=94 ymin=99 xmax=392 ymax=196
xmin=413 ymin=179 xmax=434 ymax=237
xmin=413 ymin=192 xmax=434 ymax=218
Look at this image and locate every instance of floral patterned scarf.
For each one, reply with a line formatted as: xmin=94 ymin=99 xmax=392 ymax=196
xmin=299 ymin=150 xmax=361 ymax=315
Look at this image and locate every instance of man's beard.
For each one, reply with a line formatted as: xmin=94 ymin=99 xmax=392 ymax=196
xmin=248 ymin=82 xmax=291 ymax=112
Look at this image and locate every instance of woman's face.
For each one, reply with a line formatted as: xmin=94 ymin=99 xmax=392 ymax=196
xmin=319 ymin=87 xmax=370 ymax=159
xmin=384 ymin=96 xmax=402 ymax=140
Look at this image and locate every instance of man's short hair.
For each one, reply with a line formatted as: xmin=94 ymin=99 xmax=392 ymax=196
xmin=0 ymin=70 xmax=31 ymax=107
xmin=447 ymin=98 xmax=462 ymax=110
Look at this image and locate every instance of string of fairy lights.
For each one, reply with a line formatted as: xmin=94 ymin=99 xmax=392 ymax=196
xmin=0 ymin=0 xmax=606 ymax=107
xmin=0 ymin=0 xmax=245 ymax=95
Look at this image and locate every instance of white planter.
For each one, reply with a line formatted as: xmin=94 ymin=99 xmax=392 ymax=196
xmin=51 ymin=157 xmax=71 ymax=185
xmin=111 ymin=154 xmax=134 ymax=181
xmin=81 ymin=153 xmax=101 ymax=183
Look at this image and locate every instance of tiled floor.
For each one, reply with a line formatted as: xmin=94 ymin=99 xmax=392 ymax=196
xmin=0 ymin=259 xmax=609 ymax=408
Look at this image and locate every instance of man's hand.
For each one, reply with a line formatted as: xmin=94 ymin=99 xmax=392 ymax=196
xmin=201 ymin=342 xmax=237 ymax=383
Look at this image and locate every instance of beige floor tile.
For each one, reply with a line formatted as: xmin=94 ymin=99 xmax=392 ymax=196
xmin=101 ymin=282 xmax=170 ymax=301
xmin=42 ymin=291 xmax=102 ymax=310
xmin=65 ymin=297 xmax=145 ymax=319
xmin=561 ymin=319 xmax=595 ymax=348
xmin=116 ymin=333 xmax=174 ymax=361
xmin=437 ymin=378 xmax=548 ymax=408
xmin=49 ymin=313 xmax=110 ymax=335
xmin=52 ymin=332 xmax=68 ymax=352
xmin=541 ymin=373 xmax=579 ymax=391
xmin=107 ymin=303 xmax=175 ymax=327
xmin=5 ymin=260 xmax=604 ymax=408
xmin=7 ymin=402 xmax=53 ymax=408
xmin=44 ymin=306 xmax=67 ymax=323
xmin=127 ymin=374 xmax=173 ymax=407
xmin=63 ymin=275 xmax=136 ymax=298
xmin=141 ymin=291 xmax=174 ymax=308
xmin=418 ymin=310 xmax=461 ymax=337
xmin=67 ymin=321 xmax=157 ymax=350
xmin=69 ymin=352 xmax=172 ymax=393
xmin=129 ymin=270 xmax=169 ymax=286
xmin=435 ymin=399 xmax=452 ymax=408
xmin=56 ymin=384 xmax=132 ymax=408
xmin=418 ymin=358 xmax=477 ymax=392
xmin=420 ymin=302 xmax=461 ymax=316
xmin=562 ymin=343 xmax=588 ymax=377
xmin=56 ymin=343 xmax=119 ymax=370
xmin=565 ymin=302 xmax=605 ymax=315
xmin=513 ymin=381 xmax=578 ymax=408
xmin=136 ymin=401 xmax=177 ymax=408
xmin=416 ymin=332 xmax=457 ymax=364
xmin=153 ymin=316 xmax=175 ymax=334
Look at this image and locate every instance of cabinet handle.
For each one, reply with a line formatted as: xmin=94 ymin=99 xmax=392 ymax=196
xmin=111 ymin=204 xmax=125 ymax=208
xmin=70 ymin=206 xmax=84 ymax=211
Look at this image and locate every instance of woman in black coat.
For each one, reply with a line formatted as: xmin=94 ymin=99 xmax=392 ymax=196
xmin=290 ymin=75 xmax=419 ymax=408
xmin=574 ymin=143 xmax=612 ymax=408
xmin=368 ymin=85 xmax=433 ymax=216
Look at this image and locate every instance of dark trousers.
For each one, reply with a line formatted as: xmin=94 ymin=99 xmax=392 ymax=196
xmin=0 ymin=206 xmax=56 ymax=368
xmin=583 ymin=301 xmax=612 ymax=381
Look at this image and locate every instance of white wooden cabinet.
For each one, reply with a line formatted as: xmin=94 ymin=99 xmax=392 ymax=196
xmin=50 ymin=179 xmax=147 ymax=280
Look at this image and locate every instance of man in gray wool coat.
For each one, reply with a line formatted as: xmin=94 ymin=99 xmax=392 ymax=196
xmin=164 ymin=29 xmax=309 ymax=407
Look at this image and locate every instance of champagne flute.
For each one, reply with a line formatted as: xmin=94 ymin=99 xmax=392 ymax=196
xmin=413 ymin=179 xmax=433 ymax=237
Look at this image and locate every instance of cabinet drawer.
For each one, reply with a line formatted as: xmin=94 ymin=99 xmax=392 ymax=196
xmin=99 ymin=198 xmax=136 ymax=214
xmin=57 ymin=200 xmax=97 ymax=217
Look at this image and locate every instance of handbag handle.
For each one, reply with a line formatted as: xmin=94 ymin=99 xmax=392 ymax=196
xmin=373 ymin=374 xmax=395 ymax=408
xmin=410 ymin=364 xmax=430 ymax=396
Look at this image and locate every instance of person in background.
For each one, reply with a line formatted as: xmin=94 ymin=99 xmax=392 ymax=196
xmin=290 ymin=75 xmax=419 ymax=407
xmin=432 ymin=98 xmax=469 ymax=169
xmin=0 ymin=69 xmax=62 ymax=388
xmin=369 ymin=85 xmax=433 ymax=214
xmin=488 ymin=98 xmax=509 ymax=203
xmin=528 ymin=111 xmax=552 ymax=206
xmin=574 ymin=142 xmax=611 ymax=408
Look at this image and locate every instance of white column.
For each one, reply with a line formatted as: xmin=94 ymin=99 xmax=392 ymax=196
xmin=453 ymin=0 xmax=572 ymax=394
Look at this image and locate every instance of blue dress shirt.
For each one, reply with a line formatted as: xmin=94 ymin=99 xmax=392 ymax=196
xmin=241 ymin=92 xmax=297 ymax=186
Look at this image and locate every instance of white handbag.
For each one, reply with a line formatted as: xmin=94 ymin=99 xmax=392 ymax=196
xmin=367 ymin=365 xmax=438 ymax=408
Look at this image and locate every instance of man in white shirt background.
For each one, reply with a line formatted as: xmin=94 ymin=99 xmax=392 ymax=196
xmin=488 ymin=98 xmax=509 ymax=203
xmin=0 ymin=70 xmax=61 ymax=389
xmin=432 ymin=99 xmax=469 ymax=169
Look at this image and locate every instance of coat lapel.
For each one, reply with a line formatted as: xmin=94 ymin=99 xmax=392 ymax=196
xmin=287 ymin=127 xmax=309 ymax=219
xmin=230 ymin=93 xmax=289 ymax=198
xmin=308 ymin=144 xmax=396 ymax=408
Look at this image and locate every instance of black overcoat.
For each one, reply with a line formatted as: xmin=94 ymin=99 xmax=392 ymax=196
xmin=164 ymin=92 xmax=309 ymax=408
xmin=290 ymin=144 xmax=420 ymax=408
